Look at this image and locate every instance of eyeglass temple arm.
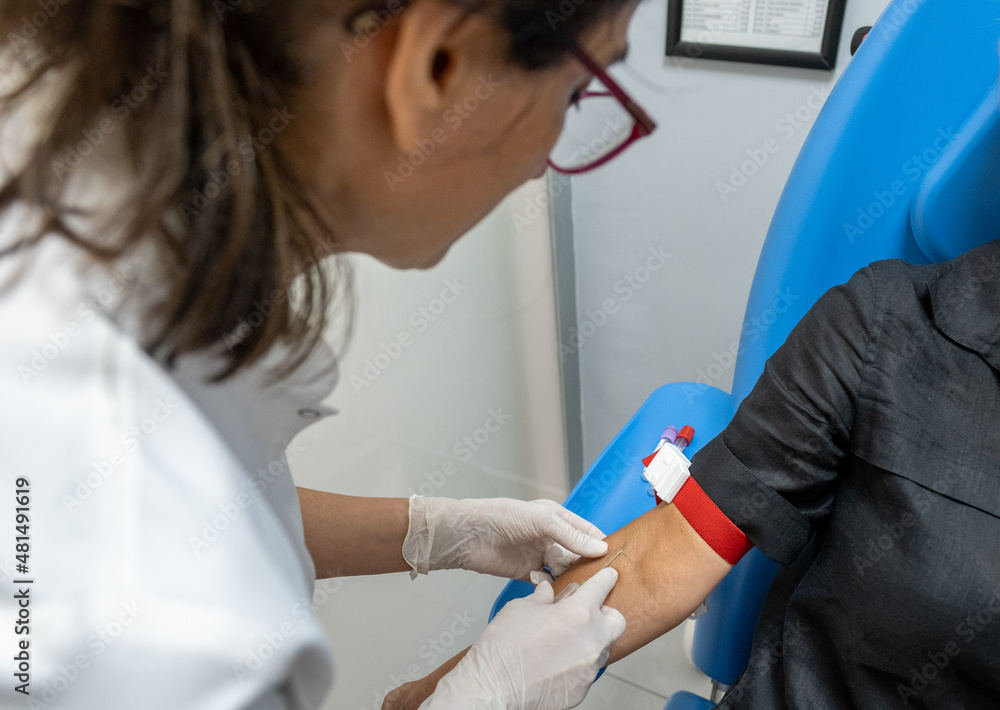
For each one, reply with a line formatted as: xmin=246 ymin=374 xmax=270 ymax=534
xmin=570 ymin=46 xmax=657 ymax=136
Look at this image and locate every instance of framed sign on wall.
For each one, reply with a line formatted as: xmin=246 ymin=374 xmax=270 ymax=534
xmin=666 ymin=0 xmax=848 ymax=70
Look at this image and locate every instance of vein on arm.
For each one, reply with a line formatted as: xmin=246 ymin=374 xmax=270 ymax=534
xmin=551 ymin=500 xmax=733 ymax=663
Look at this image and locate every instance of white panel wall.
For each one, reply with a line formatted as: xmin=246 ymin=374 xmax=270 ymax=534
xmin=573 ymin=0 xmax=892 ymax=469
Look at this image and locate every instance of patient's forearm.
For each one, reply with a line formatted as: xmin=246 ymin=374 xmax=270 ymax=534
xmin=552 ymin=502 xmax=732 ymax=664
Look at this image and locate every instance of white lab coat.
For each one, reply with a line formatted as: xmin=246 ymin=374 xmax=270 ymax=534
xmin=0 ymin=200 xmax=339 ymax=708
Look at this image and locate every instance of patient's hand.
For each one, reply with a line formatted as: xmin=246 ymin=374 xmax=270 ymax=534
xmin=385 ymin=502 xmax=732 ymax=708
xmin=380 ymin=678 xmax=431 ymax=710
xmin=381 ymin=650 xmax=467 ymax=710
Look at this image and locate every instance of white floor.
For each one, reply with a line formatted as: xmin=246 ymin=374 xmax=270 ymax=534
xmin=587 ymin=624 xmax=714 ymax=710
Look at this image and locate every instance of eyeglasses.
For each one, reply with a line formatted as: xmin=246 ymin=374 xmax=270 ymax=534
xmin=344 ymin=4 xmax=655 ymax=175
xmin=548 ymin=46 xmax=658 ymax=175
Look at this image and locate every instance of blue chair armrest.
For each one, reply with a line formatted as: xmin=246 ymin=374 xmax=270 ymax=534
xmin=664 ymin=690 xmax=716 ymax=710
xmin=490 ymin=382 xmax=734 ymax=622
xmin=691 ymin=548 xmax=780 ymax=686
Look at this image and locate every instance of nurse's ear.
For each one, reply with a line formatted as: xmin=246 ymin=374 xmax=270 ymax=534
xmin=383 ymin=0 xmax=512 ymax=155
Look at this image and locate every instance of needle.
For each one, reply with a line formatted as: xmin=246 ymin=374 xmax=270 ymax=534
xmin=598 ymin=548 xmax=624 ymax=571
xmin=570 ymin=549 xmax=625 ymax=591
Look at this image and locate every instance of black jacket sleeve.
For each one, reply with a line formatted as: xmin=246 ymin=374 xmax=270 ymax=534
xmin=689 ymin=265 xmax=880 ymax=564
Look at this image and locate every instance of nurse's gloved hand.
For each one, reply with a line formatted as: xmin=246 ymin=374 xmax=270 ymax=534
xmin=419 ymin=567 xmax=626 ymax=710
xmin=401 ymin=495 xmax=608 ymax=581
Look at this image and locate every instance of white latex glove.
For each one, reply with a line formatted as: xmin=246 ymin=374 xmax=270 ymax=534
xmin=402 ymin=495 xmax=608 ymax=581
xmin=419 ymin=567 xmax=626 ymax=710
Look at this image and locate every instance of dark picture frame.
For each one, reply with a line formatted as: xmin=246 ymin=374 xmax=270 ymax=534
xmin=665 ymin=0 xmax=848 ymax=70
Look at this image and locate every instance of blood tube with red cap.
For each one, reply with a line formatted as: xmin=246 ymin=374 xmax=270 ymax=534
xmin=674 ymin=425 xmax=694 ymax=453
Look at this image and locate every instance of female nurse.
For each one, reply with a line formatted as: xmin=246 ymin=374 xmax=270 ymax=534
xmin=0 ymin=0 xmax=657 ymax=707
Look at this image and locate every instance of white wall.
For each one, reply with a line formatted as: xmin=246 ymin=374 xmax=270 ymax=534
xmin=572 ymin=0 xmax=892 ymax=469
xmin=289 ymin=178 xmax=568 ymax=710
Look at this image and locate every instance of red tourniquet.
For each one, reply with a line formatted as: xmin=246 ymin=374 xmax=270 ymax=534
xmin=642 ymin=451 xmax=754 ymax=566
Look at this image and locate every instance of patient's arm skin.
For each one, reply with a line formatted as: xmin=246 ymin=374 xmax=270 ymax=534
xmin=381 ymin=502 xmax=733 ymax=710
xmin=382 ymin=652 xmax=466 ymax=710
xmin=572 ymin=500 xmax=733 ymax=663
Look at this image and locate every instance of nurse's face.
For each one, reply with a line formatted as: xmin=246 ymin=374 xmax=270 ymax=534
xmin=281 ymin=0 xmax=640 ymax=268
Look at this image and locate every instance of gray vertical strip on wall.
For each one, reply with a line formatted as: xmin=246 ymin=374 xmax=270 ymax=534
xmin=548 ymin=172 xmax=585 ymax=486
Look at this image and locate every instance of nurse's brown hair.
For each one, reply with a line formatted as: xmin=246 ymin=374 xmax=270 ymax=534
xmin=0 ymin=0 xmax=628 ymax=381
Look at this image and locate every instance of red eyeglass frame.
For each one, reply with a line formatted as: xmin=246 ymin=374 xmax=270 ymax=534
xmin=548 ymin=45 xmax=658 ymax=175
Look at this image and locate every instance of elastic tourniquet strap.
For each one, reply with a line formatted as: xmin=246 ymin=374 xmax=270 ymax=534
xmin=642 ymin=449 xmax=754 ymax=565
xmin=671 ymin=477 xmax=754 ymax=566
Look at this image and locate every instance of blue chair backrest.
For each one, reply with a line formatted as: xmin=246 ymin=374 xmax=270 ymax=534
xmin=734 ymin=0 xmax=1000 ymax=403
xmin=695 ymin=0 xmax=1000 ymax=687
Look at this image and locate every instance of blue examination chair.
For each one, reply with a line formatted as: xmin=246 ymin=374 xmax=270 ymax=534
xmin=490 ymin=0 xmax=1000 ymax=706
